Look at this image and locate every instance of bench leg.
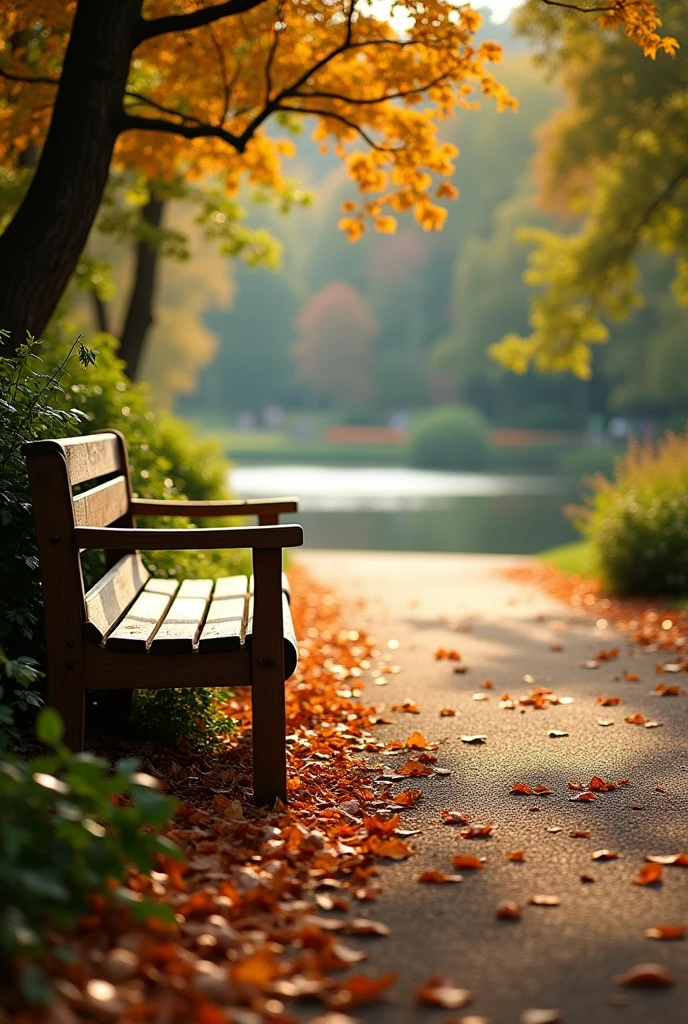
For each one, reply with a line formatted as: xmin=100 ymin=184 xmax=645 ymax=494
xmin=47 ymin=670 xmax=85 ymax=751
xmin=251 ymin=547 xmax=287 ymax=807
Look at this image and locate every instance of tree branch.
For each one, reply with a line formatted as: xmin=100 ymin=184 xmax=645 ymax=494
xmin=301 ymin=71 xmax=453 ymax=107
xmin=277 ymin=105 xmax=400 ymax=151
xmin=540 ymin=0 xmax=642 ymax=12
xmin=124 ymin=90 xmax=207 ymax=126
xmin=0 ymin=67 xmax=59 ymax=86
xmin=117 ymin=112 xmax=244 ymax=150
xmin=135 ymin=0 xmax=269 ymax=44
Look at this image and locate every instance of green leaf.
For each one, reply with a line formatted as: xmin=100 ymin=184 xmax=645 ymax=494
xmin=36 ymin=707 xmax=64 ymax=746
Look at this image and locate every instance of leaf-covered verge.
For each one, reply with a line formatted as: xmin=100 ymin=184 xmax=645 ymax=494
xmin=0 ymin=325 xmax=242 ymax=747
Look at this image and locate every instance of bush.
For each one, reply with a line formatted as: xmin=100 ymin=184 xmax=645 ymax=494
xmin=408 ymin=404 xmax=491 ymax=471
xmin=558 ymin=445 xmax=620 ymax=478
xmin=1 ymin=708 xmax=179 ymax=1002
xmin=573 ymin=430 xmax=688 ymax=595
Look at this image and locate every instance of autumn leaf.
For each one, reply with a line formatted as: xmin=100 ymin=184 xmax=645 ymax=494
xmin=417 ymin=870 xmax=464 ymax=884
xmin=521 ymin=1012 xmax=562 ymax=1024
xmin=344 ymin=919 xmax=391 ymax=937
xmin=327 ymin=973 xmax=397 ymax=1009
xmin=511 ymin=783 xmax=533 ymax=795
xmin=507 ymin=850 xmax=525 ymax=862
xmin=415 ymin=977 xmax=473 ymax=1009
xmin=529 ymin=895 xmax=561 ymax=906
xmin=570 ymin=830 xmax=591 ymax=838
xmin=461 ymin=735 xmax=487 ymax=745
xmin=625 ymin=713 xmax=647 ymax=725
xmin=633 ymin=863 xmax=663 ymax=885
xmin=439 ymin=708 xmax=457 ymax=717
xmin=392 ymin=699 xmax=420 ymax=714
xmin=451 ymin=855 xmax=486 ymax=870
xmin=645 ymin=852 xmax=688 ymax=866
xmin=398 ymin=759 xmax=434 ymax=777
xmin=597 ymin=696 xmax=622 ymax=706
xmin=404 ymin=731 xmax=435 ymax=750
xmin=393 ymin=789 xmax=423 ymax=807
xmin=373 ymin=838 xmax=414 ymax=860
xmin=534 ymin=785 xmax=553 ymax=795
xmin=496 ymin=901 xmax=522 ymax=919
xmin=442 ymin=810 xmax=469 ymax=826
xmin=645 ymin=925 xmax=686 ymax=940
xmin=460 ymin=824 xmax=494 ymax=839
xmin=231 ymin=949 xmax=280 ymax=985
xmin=591 ymin=850 xmax=620 ymax=861
xmin=615 ymin=963 xmax=675 ymax=987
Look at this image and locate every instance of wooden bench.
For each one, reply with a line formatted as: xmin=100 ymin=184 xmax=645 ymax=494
xmin=22 ymin=429 xmax=303 ymax=806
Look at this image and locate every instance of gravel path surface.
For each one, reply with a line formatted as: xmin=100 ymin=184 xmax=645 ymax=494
xmin=298 ymin=551 xmax=688 ymax=1024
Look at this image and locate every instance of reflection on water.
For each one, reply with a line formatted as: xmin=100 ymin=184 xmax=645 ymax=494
xmin=231 ymin=464 xmax=581 ymax=554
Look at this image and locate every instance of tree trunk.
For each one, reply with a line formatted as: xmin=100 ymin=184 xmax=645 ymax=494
xmin=118 ymin=197 xmax=164 ymax=379
xmin=0 ymin=0 xmax=141 ymax=354
xmin=91 ymin=290 xmax=111 ymax=334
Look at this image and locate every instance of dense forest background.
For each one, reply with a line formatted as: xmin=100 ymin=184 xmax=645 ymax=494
xmin=125 ymin=10 xmax=687 ymax=433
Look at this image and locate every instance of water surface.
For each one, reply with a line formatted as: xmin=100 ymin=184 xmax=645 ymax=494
xmin=231 ymin=464 xmax=580 ymax=554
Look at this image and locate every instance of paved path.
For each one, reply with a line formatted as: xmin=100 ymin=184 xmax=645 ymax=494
xmin=298 ymin=551 xmax=688 ymax=1024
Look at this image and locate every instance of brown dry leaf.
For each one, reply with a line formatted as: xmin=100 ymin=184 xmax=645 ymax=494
xmin=507 ymin=850 xmax=525 ymax=862
xmin=580 ymin=874 xmax=596 ymax=883
xmin=455 ymin=665 xmax=469 ymax=674
xmin=435 ymin=648 xmax=462 ymax=661
xmin=511 ymin=783 xmax=533 ymax=795
xmin=483 ymin=680 xmax=494 ymax=689
xmin=529 ymin=895 xmax=561 ymax=906
xmin=520 ymin=1012 xmax=562 ymax=1024
xmin=440 ymin=708 xmax=457 ymax=717
xmin=570 ymin=830 xmax=591 ymax=838
xmin=568 ymin=781 xmax=584 ymax=791
xmin=344 ymin=919 xmax=391 ymax=937
xmin=231 ymin=948 xmax=280 ymax=985
xmin=633 ymin=863 xmax=663 ymax=886
xmin=547 ymin=826 xmax=562 ymax=833
xmin=442 ymin=810 xmax=469 ymax=826
xmin=415 ymin=977 xmax=473 ymax=1009
xmin=452 ymin=855 xmax=486 ymax=870
xmin=625 ymin=713 xmax=647 ymax=725
xmin=328 ymin=972 xmax=397 ymax=1009
xmin=398 ymin=759 xmax=434 ymax=777
xmin=393 ymin=788 xmax=423 ymax=807
xmin=418 ymin=870 xmax=464 ymax=884
xmin=570 ymin=792 xmax=597 ymax=802
xmin=528 ymin=805 xmax=541 ymax=813
xmin=645 ymin=925 xmax=686 ymax=941
xmin=615 ymin=963 xmax=675 ymax=987
xmin=461 ymin=824 xmax=494 ymax=839
xmin=461 ymin=735 xmax=487 ymax=745
xmin=591 ymin=850 xmax=620 ymax=861
xmin=597 ymin=718 xmax=614 ymax=726
xmin=496 ymin=901 xmax=522 ymax=920
xmin=597 ymin=696 xmax=622 ymax=706
xmin=392 ymin=699 xmax=420 ymax=714
xmin=374 ymin=838 xmax=414 ymax=860
xmin=623 ymin=671 xmax=640 ymax=682
xmin=645 ymin=852 xmax=688 ymax=865
xmin=534 ymin=785 xmax=553 ymax=795
xmin=317 ymin=893 xmax=349 ymax=912
xmin=596 ymin=647 xmax=620 ymax=661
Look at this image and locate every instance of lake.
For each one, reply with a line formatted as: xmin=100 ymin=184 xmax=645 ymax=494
xmin=231 ymin=464 xmax=582 ymax=554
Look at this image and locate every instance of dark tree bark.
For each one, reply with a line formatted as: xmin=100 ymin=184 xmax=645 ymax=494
xmin=118 ymin=197 xmax=164 ymax=379
xmin=0 ymin=0 xmax=142 ymax=354
xmin=90 ymin=289 xmax=110 ymax=334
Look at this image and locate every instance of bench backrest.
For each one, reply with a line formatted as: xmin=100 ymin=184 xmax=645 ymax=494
xmin=22 ymin=430 xmax=144 ymax=643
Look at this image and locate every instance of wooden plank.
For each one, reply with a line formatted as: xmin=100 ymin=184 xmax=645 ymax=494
xmin=54 ymin=433 xmax=121 ymax=486
xmin=198 ymin=576 xmax=248 ymax=653
xmin=250 ymin=547 xmax=287 ymax=806
xmin=131 ymin=497 xmax=298 ymax=517
xmin=74 ymin=524 xmax=304 ymax=551
xmin=83 ymin=644 xmax=252 ymax=689
xmin=72 ymin=475 xmax=129 ymax=528
xmin=244 ymin=592 xmax=298 ymax=680
xmin=84 ymin=553 xmax=149 ymax=643
xmin=150 ymin=578 xmax=213 ymax=653
xmin=106 ymin=578 xmax=179 ymax=652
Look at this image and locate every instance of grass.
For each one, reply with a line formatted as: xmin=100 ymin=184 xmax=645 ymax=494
xmin=539 ymin=540 xmax=598 ymax=577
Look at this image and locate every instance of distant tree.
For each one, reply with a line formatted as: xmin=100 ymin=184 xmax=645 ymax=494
xmin=292 ymin=283 xmax=378 ymax=407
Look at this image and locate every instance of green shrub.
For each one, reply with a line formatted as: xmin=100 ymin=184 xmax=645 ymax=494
xmin=573 ymin=430 xmax=688 ymax=595
xmin=1 ymin=708 xmax=179 ymax=1002
xmin=0 ymin=651 xmax=43 ymax=753
xmin=559 ymin=445 xmax=620 ymax=478
xmin=408 ymin=404 xmax=491 ymax=471
xmin=130 ymin=686 xmax=234 ymax=750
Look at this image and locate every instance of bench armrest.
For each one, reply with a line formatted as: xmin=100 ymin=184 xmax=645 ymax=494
xmin=130 ymin=496 xmax=298 ymax=517
xmin=74 ymin=524 xmax=303 ymax=550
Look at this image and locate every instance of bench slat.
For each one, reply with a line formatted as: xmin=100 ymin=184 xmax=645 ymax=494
xmin=60 ymin=433 xmax=121 ymax=486
xmin=84 ymin=553 xmax=149 ymax=643
xmin=150 ymin=578 xmax=213 ymax=653
xmin=106 ymin=579 xmax=179 ymax=652
xmin=198 ymin=575 xmax=248 ymax=653
xmin=73 ymin=475 xmax=129 ymax=528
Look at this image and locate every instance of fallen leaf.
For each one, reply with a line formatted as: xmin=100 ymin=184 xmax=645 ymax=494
xmin=344 ymin=919 xmax=390 ymax=937
xmin=435 ymin=648 xmax=462 ymax=661
xmin=615 ymin=963 xmax=675 ymax=987
xmin=404 ymin=731 xmax=435 ymax=750
xmin=547 ymin=827 xmax=562 ymax=833
xmin=392 ymin=700 xmax=420 ymax=714
xmin=417 ymin=870 xmax=463 ymax=884
xmin=528 ymin=805 xmax=541 ymax=813
xmin=507 ymin=850 xmax=525 ymax=862
xmin=327 ymin=972 xmax=397 ymax=1009
xmin=633 ymin=863 xmax=663 ymax=886
xmin=597 ymin=696 xmax=623 ymax=707
xmin=471 ymin=691 xmax=488 ymax=699
xmin=623 ymin=671 xmax=640 ymax=682
xmin=442 ymin=810 xmax=469 ymax=826
xmin=596 ymin=647 xmax=619 ymax=661
xmin=597 ymin=719 xmax=614 ymax=727
xmin=452 ymin=855 xmax=486 ymax=870
xmin=529 ymin=895 xmax=561 ymax=906
xmin=568 ymin=781 xmax=584 ymax=791
xmin=454 ymin=665 xmax=469 ymax=674
xmin=534 ymin=785 xmax=553 ymax=795
xmin=393 ymin=789 xmax=423 ymax=807
xmin=570 ymin=830 xmax=591 ymax=838
xmin=374 ymin=838 xmax=413 ymax=860
xmin=511 ymin=783 xmax=533 ymax=795
xmin=415 ymin=977 xmax=473 ymax=1009
xmin=625 ymin=713 xmax=647 ymax=725
xmin=645 ymin=720 xmax=663 ymax=728
xmin=645 ymin=852 xmax=688 ymax=866
xmin=460 ymin=824 xmax=494 ymax=839
xmin=520 ymin=1012 xmax=561 ymax=1024
xmin=580 ymin=874 xmax=596 ymax=883
xmin=496 ymin=901 xmax=522 ymax=920
xmin=645 ymin=925 xmax=686 ymax=941
xmin=570 ymin=792 xmax=597 ymax=802
xmin=584 ymin=660 xmax=600 ymax=670
xmin=547 ymin=730 xmax=568 ymax=738
xmin=439 ymin=708 xmax=457 ymax=717
xmin=591 ymin=850 xmax=620 ymax=861
xmin=398 ymin=759 xmax=434 ymax=777
xmin=482 ymin=680 xmax=494 ymax=689
xmin=461 ymin=735 xmax=487 ymax=745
